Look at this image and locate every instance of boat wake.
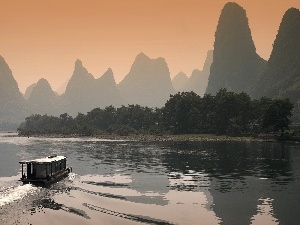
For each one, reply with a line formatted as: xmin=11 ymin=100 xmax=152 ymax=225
xmin=83 ymin=203 xmax=175 ymax=225
xmin=0 ymin=184 xmax=39 ymax=207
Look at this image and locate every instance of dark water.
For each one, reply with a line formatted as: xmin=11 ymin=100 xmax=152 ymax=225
xmin=0 ymin=133 xmax=299 ymax=225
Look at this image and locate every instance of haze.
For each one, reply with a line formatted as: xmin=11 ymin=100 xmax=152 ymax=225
xmin=1 ymin=0 xmax=299 ymax=93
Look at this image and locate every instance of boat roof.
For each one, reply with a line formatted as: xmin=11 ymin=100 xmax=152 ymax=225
xmin=19 ymin=155 xmax=66 ymax=164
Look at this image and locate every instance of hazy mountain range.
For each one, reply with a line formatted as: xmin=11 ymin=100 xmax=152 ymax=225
xmin=172 ymin=50 xmax=213 ymax=96
xmin=119 ymin=52 xmax=175 ymax=107
xmin=0 ymin=2 xmax=300 ymax=129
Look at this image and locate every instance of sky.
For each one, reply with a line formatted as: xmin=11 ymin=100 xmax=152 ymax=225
xmin=1 ymin=0 xmax=300 ymax=93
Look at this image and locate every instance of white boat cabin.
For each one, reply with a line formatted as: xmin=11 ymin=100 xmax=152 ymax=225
xmin=19 ymin=155 xmax=67 ymax=179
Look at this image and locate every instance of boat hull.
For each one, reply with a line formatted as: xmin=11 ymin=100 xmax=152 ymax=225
xmin=20 ymin=168 xmax=72 ymax=187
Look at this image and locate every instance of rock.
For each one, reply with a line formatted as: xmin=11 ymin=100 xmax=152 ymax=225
xmin=186 ymin=50 xmax=213 ymax=96
xmin=206 ymin=2 xmax=266 ymax=95
xmin=254 ymin=7 xmax=300 ymax=101
xmin=119 ymin=52 xmax=175 ymax=107
xmin=61 ymin=60 xmax=122 ymax=115
xmin=0 ymin=55 xmax=27 ymax=129
xmin=172 ymin=72 xmax=189 ymax=92
xmin=27 ymin=78 xmax=58 ymax=115
xmin=24 ymin=83 xmax=37 ymax=100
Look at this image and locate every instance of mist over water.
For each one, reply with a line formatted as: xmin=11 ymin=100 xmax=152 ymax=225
xmin=0 ymin=134 xmax=299 ymax=225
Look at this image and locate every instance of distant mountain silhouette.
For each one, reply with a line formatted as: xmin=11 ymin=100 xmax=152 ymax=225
xmin=185 ymin=50 xmax=213 ymax=96
xmin=56 ymin=79 xmax=69 ymax=95
xmin=2 ymin=3 xmax=300 ymax=128
xmin=206 ymin=2 xmax=266 ymax=95
xmin=0 ymin=55 xmax=27 ymax=129
xmin=60 ymin=59 xmax=94 ymax=115
xmin=92 ymin=68 xmax=123 ymax=108
xmin=185 ymin=70 xmax=203 ymax=94
xmin=64 ymin=59 xmax=94 ymax=98
xmin=27 ymin=78 xmax=58 ymax=115
xmin=24 ymin=83 xmax=37 ymax=100
xmin=172 ymin=72 xmax=189 ymax=92
xmin=61 ymin=60 xmax=122 ymax=115
xmin=119 ymin=52 xmax=175 ymax=107
xmin=254 ymin=8 xmax=300 ymax=102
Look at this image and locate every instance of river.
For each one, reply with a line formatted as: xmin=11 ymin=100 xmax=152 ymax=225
xmin=0 ymin=133 xmax=299 ymax=225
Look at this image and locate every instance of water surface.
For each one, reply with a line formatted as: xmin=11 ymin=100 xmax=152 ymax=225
xmin=0 ymin=133 xmax=299 ymax=225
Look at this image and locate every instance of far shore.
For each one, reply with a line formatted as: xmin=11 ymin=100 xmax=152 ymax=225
xmin=16 ymin=133 xmax=300 ymax=143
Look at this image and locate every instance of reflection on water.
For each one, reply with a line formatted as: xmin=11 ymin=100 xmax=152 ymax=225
xmin=0 ymin=135 xmax=299 ymax=225
xmin=251 ymin=198 xmax=278 ymax=225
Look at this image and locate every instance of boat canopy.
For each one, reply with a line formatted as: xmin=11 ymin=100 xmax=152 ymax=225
xmin=19 ymin=155 xmax=66 ymax=164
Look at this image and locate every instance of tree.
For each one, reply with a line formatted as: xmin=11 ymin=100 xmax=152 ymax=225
xmin=198 ymin=94 xmax=216 ymax=133
xmin=212 ymin=89 xmax=253 ymax=135
xmin=262 ymin=98 xmax=294 ymax=133
xmin=162 ymin=92 xmax=202 ymax=134
xmin=59 ymin=113 xmax=74 ymax=134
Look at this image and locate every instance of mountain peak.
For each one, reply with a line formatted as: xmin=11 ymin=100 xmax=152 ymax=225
xmin=30 ymin=78 xmax=55 ymax=99
xmin=206 ymin=2 xmax=265 ymax=95
xmin=98 ymin=68 xmax=116 ymax=86
xmin=36 ymin=78 xmax=51 ymax=87
xmin=280 ymin=7 xmax=300 ymax=29
xmin=0 ymin=55 xmax=17 ymax=85
xmin=64 ymin=59 xmax=94 ymax=99
xmin=253 ymin=7 xmax=300 ymax=100
xmin=285 ymin=7 xmax=300 ymax=15
xmin=24 ymin=83 xmax=37 ymax=100
xmin=72 ymin=59 xmax=93 ymax=80
xmin=75 ymin=59 xmax=83 ymax=68
xmin=218 ymin=2 xmax=249 ymax=38
xmin=0 ymin=54 xmax=23 ymax=99
xmin=176 ymin=71 xmax=187 ymax=78
xmin=172 ymin=72 xmax=188 ymax=92
xmin=119 ymin=52 xmax=174 ymax=107
xmin=135 ymin=52 xmax=150 ymax=61
xmin=191 ymin=69 xmax=201 ymax=75
xmin=0 ymin=55 xmax=25 ymax=126
xmin=28 ymin=78 xmax=57 ymax=115
xmin=223 ymin=2 xmax=244 ymax=10
xmin=104 ymin=68 xmax=113 ymax=76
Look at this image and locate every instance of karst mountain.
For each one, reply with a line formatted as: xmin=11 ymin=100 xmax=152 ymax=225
xmin=206 ymin=2 xmax=266 ymax=95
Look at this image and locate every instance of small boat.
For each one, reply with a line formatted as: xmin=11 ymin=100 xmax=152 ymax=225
xmin=19 ymin=155 xmax=72 ymax=186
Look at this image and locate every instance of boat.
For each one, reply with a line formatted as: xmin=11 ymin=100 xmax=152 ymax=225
xmin=19 ymin=155 xmax=72 ymax=186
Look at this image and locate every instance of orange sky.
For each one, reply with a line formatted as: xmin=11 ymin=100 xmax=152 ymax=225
xmin=1 ymin=0 xmax=300 ymax=93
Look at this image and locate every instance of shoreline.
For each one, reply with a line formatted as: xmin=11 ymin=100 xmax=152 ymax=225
xmin=15 ymin=133 xmax=289 ymax=143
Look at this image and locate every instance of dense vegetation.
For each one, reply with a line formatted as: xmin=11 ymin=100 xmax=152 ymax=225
xmin=18 ymin=89 xmax=294 ymax=137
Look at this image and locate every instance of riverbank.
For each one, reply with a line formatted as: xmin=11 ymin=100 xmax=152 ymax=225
xmin=16 ymin=133 xmax=291 ymax=143
xmin=95 ymin=134 xmax=262 ymax=142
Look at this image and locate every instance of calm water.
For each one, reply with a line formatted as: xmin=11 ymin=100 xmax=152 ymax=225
xmin=0 ymin=133 xmax=299 ymax=225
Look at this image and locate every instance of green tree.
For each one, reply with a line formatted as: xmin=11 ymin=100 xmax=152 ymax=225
xmin=59 ymin=113 xmax=75 ymax=134
xmin=262 ymin=98 xmax=294 ymax=133
xmin=162 ymin=92 xmax=202 ymax=134
xmin=198 ymin=94 xmax=216 ymax=133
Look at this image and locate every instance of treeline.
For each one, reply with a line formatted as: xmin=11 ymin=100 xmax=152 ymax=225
xmin=18 ymin=89 xmax=294 ymax=136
